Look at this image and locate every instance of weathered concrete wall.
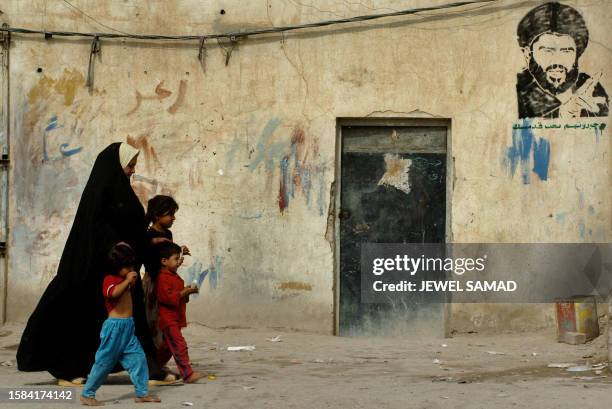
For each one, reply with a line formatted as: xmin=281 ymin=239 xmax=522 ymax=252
xmin=1 ymin=0 xmax=610 ymax=333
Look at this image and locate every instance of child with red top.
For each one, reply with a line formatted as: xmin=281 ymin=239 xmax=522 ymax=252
xmin=154 ymin=241 xmax=204 ymax=383
xmin=81 ymin=244 xmax=160 ymax=406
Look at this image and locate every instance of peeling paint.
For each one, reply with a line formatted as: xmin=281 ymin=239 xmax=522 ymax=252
xmin=378 ymin=153 xmax=412 ymax=194
xmin=324 ymin=181 xmax=336 ymax=250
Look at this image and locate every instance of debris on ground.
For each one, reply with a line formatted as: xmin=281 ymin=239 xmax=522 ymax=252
xmin=567 ymin=364 xmax=592 ymax=372
xmin=228 ymin=346 xmax=256 ymax=351
xmin=547 ymin=363 xmax=576 ymax=368
xmin=266 ymin=335 xmax=282 ymax=342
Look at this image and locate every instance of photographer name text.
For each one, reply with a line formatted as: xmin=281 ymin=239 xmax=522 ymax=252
xmin=373 ymin=280 xmax=517 ymax=292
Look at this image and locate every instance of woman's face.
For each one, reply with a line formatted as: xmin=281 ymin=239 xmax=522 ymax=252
xmin=123 ymin=158 xmax=137 ymax=178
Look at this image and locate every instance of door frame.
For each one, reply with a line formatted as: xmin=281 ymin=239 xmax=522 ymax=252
xmin=333 ymin=118 xmax=453 ymax=336
xmin=0 ymin=25 xmax=9 ymax=324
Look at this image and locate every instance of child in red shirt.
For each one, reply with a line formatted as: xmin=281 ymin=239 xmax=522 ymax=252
xmin=81 ymin=244 xmax=161 ymax=406
xmin=154 ymin=241 xmax=204 ymax=383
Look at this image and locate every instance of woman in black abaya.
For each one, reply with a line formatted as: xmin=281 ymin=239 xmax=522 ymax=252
xmin=17 ymin=142 xmax=171 ymax=385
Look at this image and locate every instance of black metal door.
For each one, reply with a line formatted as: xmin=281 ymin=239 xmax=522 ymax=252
xmin=339 ymin=124 xmax=447 ymax=336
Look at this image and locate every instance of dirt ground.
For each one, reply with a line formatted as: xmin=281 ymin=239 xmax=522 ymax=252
xmin=0 ymin=322 xmax=609 ymax=409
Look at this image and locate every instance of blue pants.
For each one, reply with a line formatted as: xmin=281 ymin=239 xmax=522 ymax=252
xmin=82 ymin=317 xmax=148 ymax=398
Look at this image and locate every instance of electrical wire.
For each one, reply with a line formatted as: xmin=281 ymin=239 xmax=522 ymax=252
xmin=0 ymin=0 xmax=497 ymax=42
xmin=60 ymin=0 xmax=134 ymax=36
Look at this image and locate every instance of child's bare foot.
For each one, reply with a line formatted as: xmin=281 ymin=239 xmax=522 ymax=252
xmin=80 ymin=396 xmax=104 ymax=406
xmin=184 ymin=371 xmax=205 ymax=383
xmin=134 ymin=395 xmax=161 ymax=403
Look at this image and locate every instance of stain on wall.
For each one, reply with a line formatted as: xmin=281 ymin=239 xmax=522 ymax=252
xmin=27 ymin=68 xmax=85 ymax=106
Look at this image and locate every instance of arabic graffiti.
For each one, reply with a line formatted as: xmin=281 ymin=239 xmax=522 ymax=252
xmin=512 ymin=122 xmax=606 ymax=130
xmin=43 ymin=116 xmax=83 ymax=162
xmin=516 ymin=3 xmax=609 ymax=119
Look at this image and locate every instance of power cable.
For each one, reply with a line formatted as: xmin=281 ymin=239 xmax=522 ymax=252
xmin=0 ymin=0 xmax=497 ymax=42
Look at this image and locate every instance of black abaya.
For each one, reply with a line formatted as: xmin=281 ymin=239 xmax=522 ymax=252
xmin=17 ymin=143 xmax=155 ymax=380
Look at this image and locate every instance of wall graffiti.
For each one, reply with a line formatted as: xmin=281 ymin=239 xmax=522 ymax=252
xmin=184 ymin=256 xmax=224 ymax=295
xmin=231 ymin=118 xmax=328 ymax=215
xmin=127 ymin=80 xmax=188 ymax=116
xmin=505 ymin=119 xmax=550 ymax=184
xmin=516 ymin=2 xmax=609 ymax=119
xmin=43 ymin=115 xmax=83 ymax=161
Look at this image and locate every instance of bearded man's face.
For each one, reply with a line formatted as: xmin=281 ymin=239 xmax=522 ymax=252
xmin=526 ymin=33 xmax=579 ymax=94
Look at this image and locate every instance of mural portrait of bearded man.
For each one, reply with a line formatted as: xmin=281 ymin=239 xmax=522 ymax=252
xmin=516 ymin=2 xmax=609 ymax=119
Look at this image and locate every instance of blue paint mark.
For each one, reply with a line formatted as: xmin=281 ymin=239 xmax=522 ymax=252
xmin=578 ymin=222 xmax=586 ymax=239
xmin=532 ymin=138 xmax=550 ymax=181
xmin=45 ymin=116 xmax=62 ymax=132
xmin=506 ymin=119 xmax=550 ymax=184
xmin=184 ymin=261 xmax=202 ymax=287
xmin=43 ymin=116 xmax=81 ymax=161
xmin=59 ymin=143 xmax=82 ymax=157
xmin=555 ymin=212 xmax=567 ymax=226
xmin=265 ymin=141 xmax=290 ymax=172
xmin=208 ymin=256 xmax=223 ymax=291
xmin=183 ymin=257 xmax=223 ymax=296
xmin=506 ymin=121 xmax=534 ymax=184
xmin=248 ymin=118 xmax=281 ymax=171
xmin=317 ymin=171 xmax=326 ymax=217
xmin=302 ymin=168 xmax=312 ymax=205
xmin=588 ymin=206 xmax=595 ymax=215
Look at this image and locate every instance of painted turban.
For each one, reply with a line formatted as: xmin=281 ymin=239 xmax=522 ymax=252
xmin=517 ymin=2 xmax=589 ymax=57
